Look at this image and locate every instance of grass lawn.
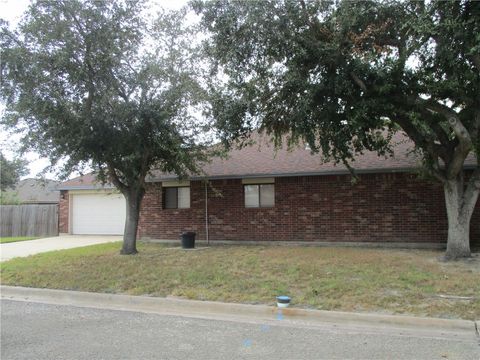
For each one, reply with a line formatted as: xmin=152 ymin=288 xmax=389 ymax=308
xmin=1 ymin=242 xmax=479 ymax=320
xmin=0 ymin=236 xmax=39 ymax=244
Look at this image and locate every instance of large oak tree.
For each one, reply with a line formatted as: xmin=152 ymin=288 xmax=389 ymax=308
xmin=0 ymin=152 xmax=28 ymax=192
xmin=1 ymin=0 xmax=210 ymax=254
xmin=194 ymin=0 xmax=480 ymax=260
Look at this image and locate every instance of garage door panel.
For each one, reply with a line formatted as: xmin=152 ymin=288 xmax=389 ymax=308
xmin=72 ymin=193 xmax=126 ymax=235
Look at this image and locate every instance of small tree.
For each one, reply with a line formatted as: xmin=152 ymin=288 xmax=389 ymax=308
xmin=195 ymin=0 xmax=480 ymax=259
xmin=0 ymin=151 xmax=28 ymax=191
xmin=1 ymin=0 xmax=210 ymax=254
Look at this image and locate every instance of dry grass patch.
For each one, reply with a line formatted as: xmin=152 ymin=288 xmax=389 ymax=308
xmin=1 ymin=242 xmax=479 ymax=320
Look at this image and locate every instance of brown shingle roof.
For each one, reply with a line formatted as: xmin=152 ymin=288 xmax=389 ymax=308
xmin=59 ymin=131 xmax=476 ymax=189
xmin=58 ymin=173 xmax=112 ymax=190
xmin=150 ymin=131 xmax=418 ymax=181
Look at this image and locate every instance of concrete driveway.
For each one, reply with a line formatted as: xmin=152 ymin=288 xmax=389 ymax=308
xmin=0 ymin=235 xmax=122 ymax=262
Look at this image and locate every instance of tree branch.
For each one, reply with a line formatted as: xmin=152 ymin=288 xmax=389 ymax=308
xmin=421 ymin=99 xmax=472 ymax=147
xmin=414 ymin=98 xmax=474 ymax=178
xmin=393 ymin=114 xmax=447 ymax=183
xmin=470 ymin=54 xmax=480 ymax=73
xmin=107 ymin=162 xmax=127 ymax=193
xmin=470 ymin=107 xmax=480 ymax=142
xmin=341 ymin=158 xmax=359 ymax=182
xmin=461 ymin=165 xmax=480 ymax=218
xmin=60 ymin=2 xmax=87 ymax=40
xmin=349 ymin=72 xmax=367 ymax=92
xmin=394 ymin=95 xmax=452 ymax=162
xmin=138 ymin=148 xmax=151 ymax=189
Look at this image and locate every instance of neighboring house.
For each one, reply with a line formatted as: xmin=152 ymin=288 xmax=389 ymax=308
xmin=3 ymin=178 xmax=60 ymax=204
xmin=58 ymin=132 xmax=480 ymax=247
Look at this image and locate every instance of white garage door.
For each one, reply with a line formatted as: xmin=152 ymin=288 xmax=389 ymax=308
xmin=72 ymin=193 xmax=126 ymax=235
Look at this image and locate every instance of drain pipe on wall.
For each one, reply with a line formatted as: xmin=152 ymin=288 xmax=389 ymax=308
xmin=204 ymin=179 xmax=209 ymax=245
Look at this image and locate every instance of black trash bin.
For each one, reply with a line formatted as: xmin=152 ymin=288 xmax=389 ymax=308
xmin=181 ymin=231 xmax=196 ymax=249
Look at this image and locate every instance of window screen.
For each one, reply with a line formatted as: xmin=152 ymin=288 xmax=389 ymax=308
xmin=164 ymin=187 xmax=178 ymax=209
xmin=244 ymin=185 xmax=260 ymax=207
xmin=260 ymin=184 xmax=275 ymax=207
xmin=178 ymin=187 xmax=190 ymax=208
xmin=244 ymin=184 xmax=274 ymax=208
xmin=164 ymin=187 xmax=191 ymax=209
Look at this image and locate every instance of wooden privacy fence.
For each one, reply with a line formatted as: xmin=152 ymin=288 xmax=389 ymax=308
xmin=0 ymin=204 xmax=58 ymax=237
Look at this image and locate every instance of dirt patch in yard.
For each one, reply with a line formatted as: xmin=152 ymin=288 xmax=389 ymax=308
xmin=433 ymin=252 xmax=480 ymax=272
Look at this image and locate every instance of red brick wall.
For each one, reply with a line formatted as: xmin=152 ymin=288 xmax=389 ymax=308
xmin=137 ymin=173 xmax=480 ymax=245
xmin=59 ymin=190 xmax=69 ymax=233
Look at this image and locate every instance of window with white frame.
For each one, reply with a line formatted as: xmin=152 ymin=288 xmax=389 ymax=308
xmin=244 ymin=183 xmax=275 ymax=208
xmin=164 ymin=187 xmax=190 ymax=209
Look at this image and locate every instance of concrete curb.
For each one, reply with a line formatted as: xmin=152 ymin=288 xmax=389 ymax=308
xmin=1 ymin=285 xmax=476 ymax=335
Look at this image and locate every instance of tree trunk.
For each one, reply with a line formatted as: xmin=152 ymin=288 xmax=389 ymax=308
xmin=443 ymin=179 xmax=473 ymax=260
xmin=120 ymin=187 xmax=145 ymax=255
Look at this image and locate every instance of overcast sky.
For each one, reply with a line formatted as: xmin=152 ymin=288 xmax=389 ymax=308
xmin=0 ymin=0 xmax=189 ymax=179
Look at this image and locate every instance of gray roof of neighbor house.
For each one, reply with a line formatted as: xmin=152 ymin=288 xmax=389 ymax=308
xmin=58 ymin=131 xmax=477 ymax=190
xmin=4 ymin=178 xmax=60 ymax=203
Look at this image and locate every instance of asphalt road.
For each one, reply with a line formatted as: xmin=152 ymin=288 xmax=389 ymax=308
xmin=1 ymin=299 xmax=479 ymax=360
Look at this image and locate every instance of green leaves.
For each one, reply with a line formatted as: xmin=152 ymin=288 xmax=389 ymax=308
xmin=0 ymin=152 xmax=28 ymax=191
xmin=1 ymin=0 xmax=210 ymax=189
xmin=196 ymin=0 xmax=479 ymax=182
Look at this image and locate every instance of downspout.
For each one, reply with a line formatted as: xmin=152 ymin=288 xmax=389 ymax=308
xmin=204 ymin=179 xmax=209 ymax=245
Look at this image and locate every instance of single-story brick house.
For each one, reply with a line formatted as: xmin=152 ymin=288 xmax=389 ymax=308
xmin=3 ymin=178 xmax=60 ymax=204
xmin=58 ymin=132 xmax=480 ymax=247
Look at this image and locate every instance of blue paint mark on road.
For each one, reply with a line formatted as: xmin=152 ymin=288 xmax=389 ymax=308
xmin=242 ymin=309 xmax=284 ymax=349
xmin=243 ymin=339 xmax=252 ymax=347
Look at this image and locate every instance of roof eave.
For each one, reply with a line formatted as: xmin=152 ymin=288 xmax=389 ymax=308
xmin=57 ymin=184 xmax=115 ymax=191
xmin=147 ymin=166 xmax=422 ymax=182
xmin=59 ymin=164 xmax=477 ymax=190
